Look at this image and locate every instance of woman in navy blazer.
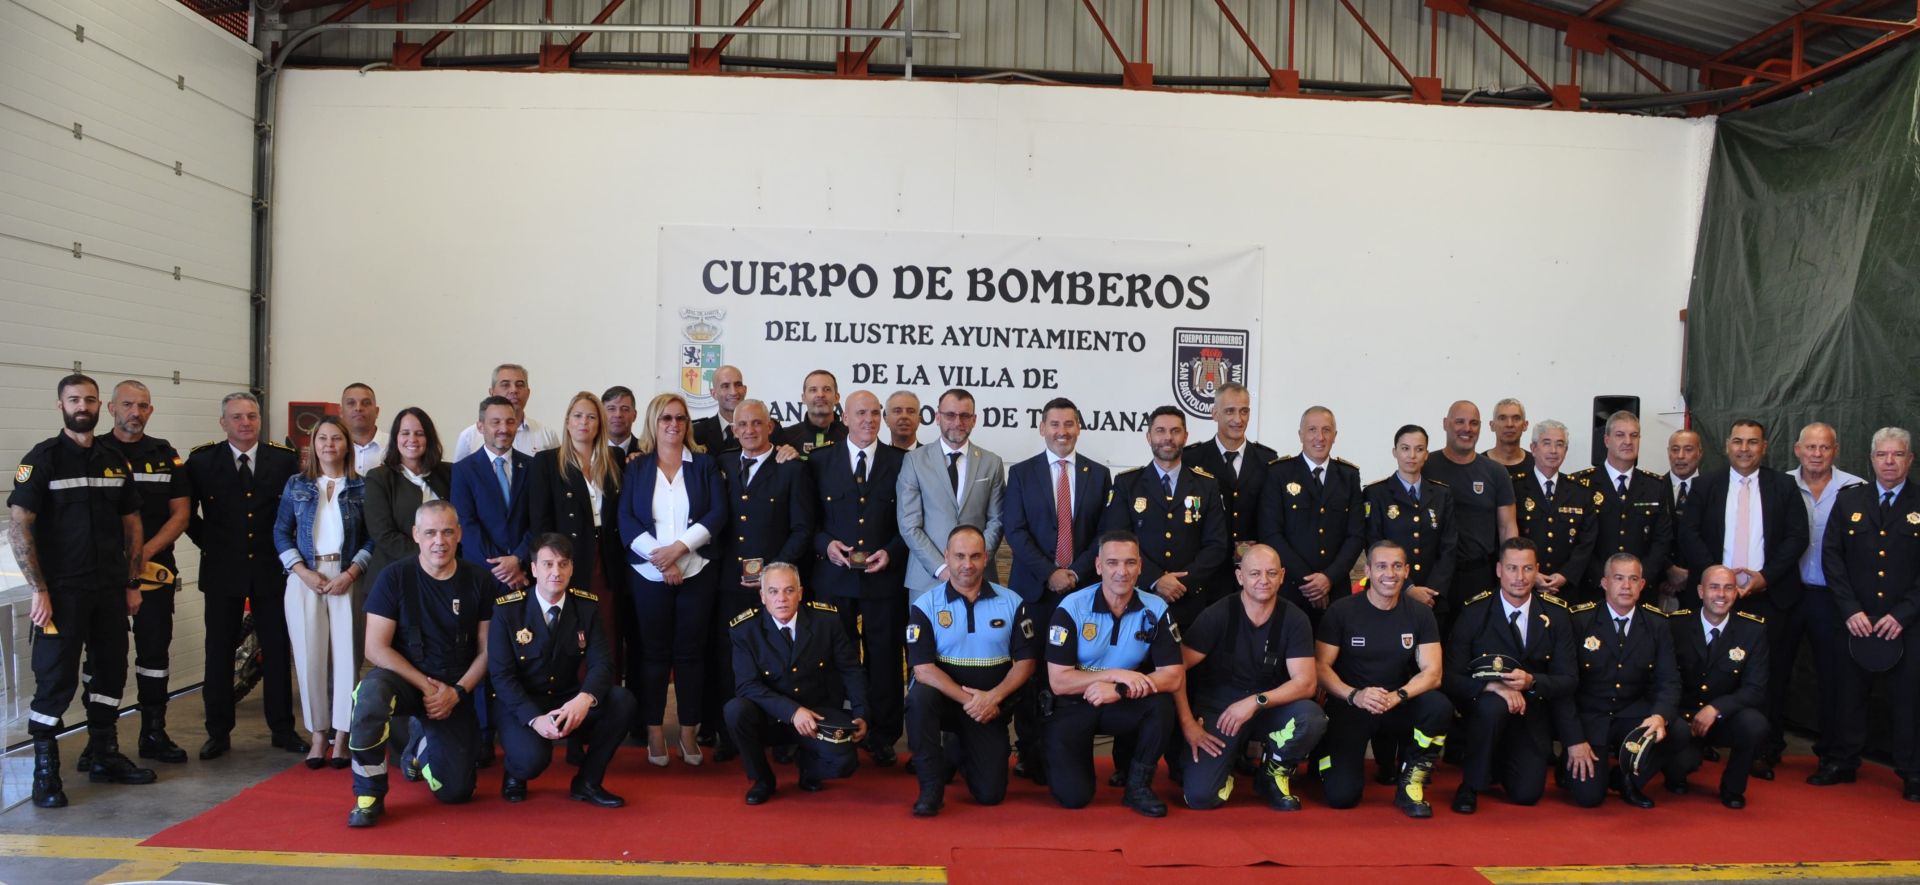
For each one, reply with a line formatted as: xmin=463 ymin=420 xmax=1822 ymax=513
xmin=620 ymin=392 xmax=726 ymax=766
xmin=528 ymin=391 xmax=623 ymax=598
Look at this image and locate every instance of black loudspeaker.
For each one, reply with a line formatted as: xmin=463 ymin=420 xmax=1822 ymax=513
xmin=1591 ymin=395 xmax=1641 ymax=469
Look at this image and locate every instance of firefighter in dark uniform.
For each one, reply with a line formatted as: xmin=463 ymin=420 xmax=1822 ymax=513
xmin=1815 ymin=426 xmax=1920 ymax=799
xmin=1509 ymin=421 xmax=1598 ymax=601
xmin=1257 ymin=406 xmax=1364 ymax=622
xmin=1663 ymin=564 xmax=1770 ymax=808
xmin=1099 ymin=405 xmax=1230 ymax=631
xmin=1571 ymin=411 xmax=1674 ymax=605
xmin=1365 ymin=425 xmax=1460 ymax=624
xmin=709 ymin=399 xmax=815 ymax=758
xmin=10 ymin=373 xmax=157 ymax=808
xmin=773 ymin=369 xmax=849 ymax=455
xmin=90 ymin=378 xmax=192 ymax=764
xmin=723 ymin=563 xmax=869 ymax=804
xmin=488 ymin=534 xmax=635 ymax=807
xmin=185 ymin=391 xmax=304 ymax=759
xmin=1181 ymin=382 xmax=1277 ymax=595
xmin=903 ymin=526 xmax=1036 ymax=816
xmin=1562 ymin=553 xmax=1683 ymax=809
xmin=1444 ymin=538 xmax=1576 ymax=814
xmin=1042 ymin=531 xmax=1184 ymax=817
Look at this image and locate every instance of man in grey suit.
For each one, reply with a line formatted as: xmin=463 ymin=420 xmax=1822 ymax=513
xmin=898 ymin=388 xmax=1006 ymax=591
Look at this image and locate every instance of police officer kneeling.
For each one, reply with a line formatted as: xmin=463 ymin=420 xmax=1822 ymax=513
xmin=1314 ymin=540 xmax=1450 ymax=817
xmin=903 ymin=526 xmax=1037 ymax=816
xmin=1563 ymin=553 xmax=1683 ymax=809
xmin=490 ymin=534 xmax=637 ymax=807
xmin=1663 ymin=564 xmax=1770 ymax=808
xmin=724 ymin=562 xmax=868 ymax=805
xmin=1172 ymin=543 xmax=1327 ymax=811
xmin=1444 ymin=537 xmax=1577 ymax=814
xmin=345 ymin=500 xmax=493 ymax=827
xmin=1043 ymin=530 xmax=1184 ymax=817
xmin=10 ymin=373 xmax=157 ymax=808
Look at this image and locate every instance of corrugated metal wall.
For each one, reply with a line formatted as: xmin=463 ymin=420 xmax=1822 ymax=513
xmin=278 ymin=0 xmax=1700 ymax=96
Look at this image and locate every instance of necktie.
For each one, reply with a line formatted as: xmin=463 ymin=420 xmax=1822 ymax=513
xmin=1223 ymin=450 xmax=1239 ymax=477
xmin=1883 ymin=490 xmax=1896 ymax=519
xmin=1406 ymin=483 xmax=1419 ymax=506
xmin=1508 ymin=609 xmax=1526 ymax=648
xmin=782 ymin=625 xmax=795 ymax=645
xmin=1544 ymin=477 xmax=1555 ymax=499
xmin=741 ymin=455 xmax=754 ymax=485
xmin=1312 ymin=465 xmax=1325 ymax=491
xmin=546 ymin=605 xmax=559 ymax=632
xmin=494 ymin=456 xmax=511 ymax=503
xmin=1617 ymin=475 xmax=1629 ymax=497
xmin=854 ymin=450 xmax=867 ymax=484
xmin=1708 ymin=626 xmax=1720 ymax=647
xmin=1678 ymin=479 xmax=1690 ymax=507
xmin=237 ymin=452 xmax=252 ymax=489
xmin=1732 ymin=476 xmax=1753 ymax=571
xmin=1054 ymin=460 xmax=1074 ymax=568
xmin=1160 ymin=472 xmax=1173 ymax=499
xmin=1614 ymin=616 xmax=1629 ymax=642
xmin=946 ymin=452 xmax=961 ymax=497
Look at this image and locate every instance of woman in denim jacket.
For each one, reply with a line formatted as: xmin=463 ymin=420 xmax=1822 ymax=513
xmin=274 ymin=416 xmax=374 ymax=768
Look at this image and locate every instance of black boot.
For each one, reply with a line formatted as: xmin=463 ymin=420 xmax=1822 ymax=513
xmin=138 ymin=709 xmax=188 ymax=764
xmin=1393 ymin=743 xmax=1440 ymax=819
xmin=86 ymin=728 xmax=158 ymax=785
xmin=1122 ymin=761 xmax=1167 ymax=818
xmin=912 ymin=764 xmax=945 ymax=817
xmin=32 ymin=738 xmax=67 ymax=809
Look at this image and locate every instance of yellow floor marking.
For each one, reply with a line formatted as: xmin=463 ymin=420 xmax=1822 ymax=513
xmin=0 ymin=834 xmax=945 ymax=883
xmin=1480 ymin=859 xmax=1920 ymax=883
xmin=87 ymin=857 xmax=182 ymax=884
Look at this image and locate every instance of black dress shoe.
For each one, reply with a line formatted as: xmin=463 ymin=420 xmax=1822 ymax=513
xmin=798 ymin=776 xmax=824 ymax=792
xmin=1451 ymin=786 xmax=1477 ymax=815
xmin=1721 ymin=793 xmax=1746 ymax=809
xmin=569 ymin=778 xmax=624 ymax=808
xmin=1750 ymin=760 xmax=1776 ymax=781
xmin=346 ymin=796 xmax=384 ymax=828
xmin=1620 ymin=786 xmax=1657 ymax=809
xmin=1664 ymin=776 xmax=1691 ymax=794
xmin=274 ymin=733 xmax=311 ymax=754
xmin=330 ymin=756 xmax=350 ymax=770
xmin=305 ymin=757 xmax=325 ymax=770
xmin=502 ymin=776 xmax=528 ymax=802
xmin=744 ymin=781 xmax=775 ymax=805
xmin=139 ymin=731 xmax=189 ymax=764
xmin=1806 ymin=764 xmax=1857 ymax=786
xmin=198 ymin=736 xmax=231 ymax=760
xmin=870 ymin=743 xmax=898 ymax=767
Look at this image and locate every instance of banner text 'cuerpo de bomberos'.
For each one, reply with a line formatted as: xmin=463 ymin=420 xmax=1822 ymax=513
xmin=656 ymin=226 xmax=1263 ymax=466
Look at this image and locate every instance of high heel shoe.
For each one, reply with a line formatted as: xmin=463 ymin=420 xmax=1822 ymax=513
xmin=679 ymin=738 xmax=705 ymax=767
xmin=647 ymin=743 xmax=669 ymax=767
xmin=304 ymin=734 xmax=326 ymax=770
xmin=330 ymin=739 xmax=350 ymax=769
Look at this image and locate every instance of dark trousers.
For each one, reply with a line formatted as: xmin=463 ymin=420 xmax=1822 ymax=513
xmin=1456 ymin=691 xmax=1554 ymax=804
xmin=722 ymin=697 xmax=859 ymax=787
xmin=1747 ymin=594 xmax=1803 ymax=757
xmin=1318 ymin=693 xmax=1453 ymax=809
xmin=1565 ymin=713 xmax=1683 ymax=807
xmin=905 ymin=681 xmax=1012 ymax=805
xmin=1830 ymin=626 xmax=1920 ymax=777
xmin=1665 ymin=708 xmax=1768 ymax=797
xmin=1174 ymin=694 xmax=1326 ymax=810
xmin=705 ymin=583 xmax=761 ymax=739
xmin=629 ymin=567 xmax=715 ymax=728
xmin=348 ymin=668 xmax=478 ymax=802
xmin=28 ymin=587 xmax=128 ymax=738
xmin=830 ymin=594 xmax=906 ymax=746
xmin=1044 ymin=693 xmax=1175 ymax=809
xmin=81 ymin=585 xmax=174 ymax=718
xmin=494 ymin=686 xmax=636 ymax=786
xmin=1013 ymin=594 xmax=1063 ymax=773
xmin=203 ymin=584 xmax=294 ymax=738
xmin=1801 ymin=586 xmax=1850 ymax=760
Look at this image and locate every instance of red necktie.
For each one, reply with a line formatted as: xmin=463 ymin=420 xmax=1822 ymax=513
xmin=1054 ymin=460 xmax=1073 ymax=568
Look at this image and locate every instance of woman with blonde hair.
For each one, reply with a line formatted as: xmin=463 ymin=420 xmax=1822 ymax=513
xmin=529 ymin=391 xmax=624 ymax=641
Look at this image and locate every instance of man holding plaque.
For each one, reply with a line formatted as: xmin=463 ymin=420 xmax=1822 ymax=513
xmin=1443 ymin=537 xmax=1577 ymax=814
xmin=809 ymin=390 xmax=908 ymax=766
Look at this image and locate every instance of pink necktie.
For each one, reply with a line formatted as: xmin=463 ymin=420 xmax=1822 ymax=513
xmin=1732 ymin=476 xmax=1753 ymax=572
xmin=1054 ymin=460 xmax=1074 ymax=568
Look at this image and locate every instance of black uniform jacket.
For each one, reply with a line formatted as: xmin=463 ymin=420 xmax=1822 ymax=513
xmin=729 ymin=601 xmax=869 ymax=721
xmin=488 ymin=587 xmax=614 ymax=727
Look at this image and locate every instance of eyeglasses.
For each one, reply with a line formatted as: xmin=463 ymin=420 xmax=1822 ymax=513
xmin=938 ymin=411 xmax=976 ymax=422
xmin=659 ymin=415 xmax=689 ymax=423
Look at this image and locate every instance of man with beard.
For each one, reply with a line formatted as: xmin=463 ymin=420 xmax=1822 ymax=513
xmin=602 ymin=386 xmax=640 ymax=461
xmin=1422 ymin=401 xmax=1518 ymax=602
xmin=11 ymin=373 xmax=156 ymax=807
xmin=774 ymin=370 xmax=848 ymax=455
xmin=899 ymin=388 xmax=1006 ymax=591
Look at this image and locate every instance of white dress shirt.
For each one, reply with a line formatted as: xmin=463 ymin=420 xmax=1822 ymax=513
xmin=630 ymin=450 xmax=710 ymax=581
xmin=229 ymin=442 xmax=258 ymax=472
xmin=1047 ymin=451 xmax=1077 ymax=515
xmin=1700 ymin=611 xmax=1727 ymax=646
xmin=1501 ymin=595 xmax=1532 ymax=645
xmin=451 ymin=417 xmax=561 ymax=462
xmin=1216 ymin=440 xmax=1246 ymax=478
xmin=352 ymin=438 xmax=385 ymax=475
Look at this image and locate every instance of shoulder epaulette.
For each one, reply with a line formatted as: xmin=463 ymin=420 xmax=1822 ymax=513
xmin=807 ymin=600 xmax=839 ymax=613
xmin=1333 ymin=457 xmax=1358 ymax=470
xmin=1669 ymin=608 xmax=1693 ymax=617
xmin=1570 ymin=474 xmax=1590 ymax=487
xmin=1539 ymin=593 xmax=1570 ymax=609
xmin=568 ymin=588 xmax=598 ymax=602
xmin=1637 ymin=468 xmax=1664 ymax=480
xmin=1641 ymin=603 xmax=1670 ymax=617
xmin=1571 ymin=466 xmax=1598 ymax=477
xmin=1189 ymin=465 xmax=1215 ymax=479
xmin=1464 ymin=591 xmax=1493 ymax=606
xmin=1736 ymin=610 xmax=1767 ymax=625
xmin=265 ymin=440 xmax=296 ymax=452
xmin=496 ymin=590 xmax=526 ymax=605
xmin=1249 ymin=442 xmax=1279 ymax=458
xmin=190 ymin=441 xmax=220 ymax=453
xmin=729 ymin=607 xmax=760 ymax=627
xmin=1116 ymin=466 xmax=1147 ymax=479
xmin=1570 ymin=602 xmax=1598 ymax=613
xmin=1275 ymin=453 xmax=1297 ymax=462
xmin=1841 ymin=480 xmax=1869 ymax=491
xmin=1428 ymin=479 xmax=1449 ymax=488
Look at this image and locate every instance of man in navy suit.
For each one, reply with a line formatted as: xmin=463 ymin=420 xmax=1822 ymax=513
xmin=1678 ymin=418 xmax=1807 ymax=776
xmin=809 ymin=390 xmax=908 ymax=765
xmin=1004 ymin=397 xmax=1112 ymax=783
xmin=451 ymin=397 xmax=534 ymax=593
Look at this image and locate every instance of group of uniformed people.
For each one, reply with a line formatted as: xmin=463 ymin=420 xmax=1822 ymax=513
xmin=10 ymin=367 xmax=1917 ymax=824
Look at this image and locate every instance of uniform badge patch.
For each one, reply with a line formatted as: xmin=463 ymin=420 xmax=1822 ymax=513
xmin=1169 ymin=621 xmax=1182 ymax=643
xmin=13 ymin=464 xmax=30 ymax=484
xmin=1908 ymin=511 xmax=1920 ymax=525
xmin=906 ymin=624 xmax=921 ymax=643
xmin=451 ymin=599 xmax=461 ymax=616
xmin=1133 ymin=497 xmax=1148 ymax=513
xmin=515 ymin=627 xmax=533 ymax=645
xmin=1524 ymin=498 xmax=1536 ymax=512
xmin=1083 ymin=622 xmax=1099 ymax=641
xmin=1048 ymin=625 xmax=1068 ymax=646
xmin=1729 ymin=647 xmax=1746 ymax=662
xmin=1401 ymin=633 xmax=1415 ymax=649
xmin=1350 ymin=637 xmax=1366 ymax=647
xmin=1593 ymin=491 xmax=1605 ymax=506
xmin=1386 ymin=504 xmax=1400 ymax=520
xmin=1472 ymin=481 xmax=1486 ymax=495
xmin=1584 ymin=636 xmax=1602 ymax=651
xmin=937 ymin=610 xmax=953 ymax=628
xmin=578 ymin=630 xmax=587 ymax=650
xmin=1020 ymin=618 xmax=1034 ymax=639
xmin=1286 ymin=482 xmax=1302 ymax=497
xmin=990 ymin=618 xmax=1006 ymax=628
xmin=1850 ymin=512 xmax=1863 ymax=522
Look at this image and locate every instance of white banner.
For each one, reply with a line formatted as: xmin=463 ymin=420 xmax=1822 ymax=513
xmin=655 ymin=226 xmax=1264 ymax=467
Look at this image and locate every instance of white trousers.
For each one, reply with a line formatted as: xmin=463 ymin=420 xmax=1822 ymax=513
xmin=285 ymin=559 xmax=356 ymax=734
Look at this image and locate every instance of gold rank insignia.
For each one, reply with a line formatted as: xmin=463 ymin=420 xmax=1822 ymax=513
xmin=1286 ymin=482 xmax=1302 ymax=496
xmin=515 ymin=627 xmax=533 ymax=646
xmin=1584 ymin=636 xmax=1602 ymax=651
xmin=938 ymin=610 xmax=953 ymax=628
xmin=1908 ymin=512 xmax=1920 ymax=525
xmin=1524 ymin=498 xmax=1537 ymax=512
xmin=1593 ymin=491 xmax=1605 ymax=506
xmin=1729 ymin=647 xmax=1746 ymax=662
xmin=1133 ymin=497 xmax=1148 ymax=513
xmin=1386 ymin=504 xmax=1400 ymax=520
xmin=1083 ymin=622 xmax=1099 ymax=641
xmin=1851 ymin=512 xmax=1863 ymax=522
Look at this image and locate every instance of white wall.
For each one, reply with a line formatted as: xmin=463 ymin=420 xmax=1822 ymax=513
xmin=271 ymin=70 xmax=1712 ymax=479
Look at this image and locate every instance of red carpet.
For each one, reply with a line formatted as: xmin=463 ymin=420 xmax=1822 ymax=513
xmin=146 ymin=752 xmax=1920 ymax=871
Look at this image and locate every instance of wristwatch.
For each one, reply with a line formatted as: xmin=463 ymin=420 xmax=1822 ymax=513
xmin=1255 ymin=693 xmax=1270 ymax=707
xmin=1395 ymin=688 xmax=1410 ymax=702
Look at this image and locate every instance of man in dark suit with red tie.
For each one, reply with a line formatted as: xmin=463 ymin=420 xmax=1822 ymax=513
xmin=809 ymin=390 xmax=907 ymax=765
xmin=1003 ymin=397 xmax=1112 ymax=782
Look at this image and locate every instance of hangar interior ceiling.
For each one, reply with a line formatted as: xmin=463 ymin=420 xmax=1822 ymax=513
xmin=175 ymin=0 xmax=1920 ymax=115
